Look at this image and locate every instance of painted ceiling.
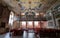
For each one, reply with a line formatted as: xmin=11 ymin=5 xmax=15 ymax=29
xmin=1 ymin=0 xmax=58 ymax=14
xmin=19 ymin=0 xmax=41 ymax=9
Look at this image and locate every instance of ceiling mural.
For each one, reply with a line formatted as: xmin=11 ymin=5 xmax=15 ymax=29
xmin=19 ymin=0 xmax=41 ymax=9
xmin=16 ymin=0 xmax=57 ymax=13
xmin=1 ymin=0 xmax=58 ymax=14
xmin=17 ymin=0 xmax=42 ymax=16
xmin=14 ymin=0 xmax=58 ymax=21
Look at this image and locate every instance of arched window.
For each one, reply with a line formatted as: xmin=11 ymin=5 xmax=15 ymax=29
xmin=9 ymin=11 xmax=14 ymax=26
xmin=34 ymin=21 xmax=40 ymax=28
xmin=21 ymin=21 xmax=26 ymax=29
xmin=27 ymin=21 xmax=33 ymax=28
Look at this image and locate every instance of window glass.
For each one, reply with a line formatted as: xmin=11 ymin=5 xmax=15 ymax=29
xmin=34 ymin=21 xmax=39 ymax=26
xmin=21 ymin=21 xmax=26 ymax=26
xmin=27 ymin=21 xmax=33 ymax=26
xmin=27 ymin=21 xmax=33 ymax=28
xmin=34 ymin=21 xmax=40 ymax=28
